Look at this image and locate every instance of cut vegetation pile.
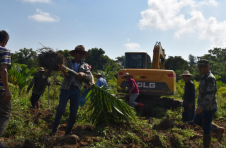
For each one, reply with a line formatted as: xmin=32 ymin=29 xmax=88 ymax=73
xmin=37 ymin=46 xmax=65 ymax=72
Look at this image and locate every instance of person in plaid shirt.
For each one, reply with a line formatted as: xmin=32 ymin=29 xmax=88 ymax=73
xmin=0 ymin=30 xmax=11 ymax=148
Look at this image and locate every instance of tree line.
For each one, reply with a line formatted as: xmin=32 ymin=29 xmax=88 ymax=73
xmin=11 ymin=47 xmax=226 ymax=83
xmin=11 ymin=48 xmax=124 ymax=72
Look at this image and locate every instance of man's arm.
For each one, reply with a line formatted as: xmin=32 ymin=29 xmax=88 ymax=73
xmin=78 ymin=64 xmax=92 ymax=82
xmin=189 ymin=83 xmax=195 ymax=103
xmin=27 ymin=77 xmax=35 ymax=93
xmin=1 ymin=64 xmax=11 ymax=101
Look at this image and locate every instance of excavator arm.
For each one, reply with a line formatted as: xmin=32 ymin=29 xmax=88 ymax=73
xmin=151 ymin=42 xmax=166 ymax=69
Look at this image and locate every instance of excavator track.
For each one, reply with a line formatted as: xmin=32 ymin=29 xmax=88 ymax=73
xmin=119 ymin=95 xmax=183 ymax=116
xmin=137 ymin=95 xmax=183 ymax=116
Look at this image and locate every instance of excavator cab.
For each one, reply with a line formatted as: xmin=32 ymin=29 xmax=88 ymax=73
xmin=124 ymin=52 xmax=151 ymax=69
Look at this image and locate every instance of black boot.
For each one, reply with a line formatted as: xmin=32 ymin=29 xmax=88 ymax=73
xmin=203 ymin=134 xmax=211 ymax=148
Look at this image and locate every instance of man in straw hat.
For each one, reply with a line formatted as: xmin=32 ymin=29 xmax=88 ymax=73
xmin=193 ymin=59 xmax=225 ymax=147
xmin=122 ymin=72 xmax=144 ymax=110
xmin=95 ymin=73 xmax=107 ymax=88
xmin=52 ymin=45 xmax=92 ymax=136
xmin=27 ymin=67 xmax=51 ymax=109
xmin=180 ymin=70 xmax=195 ymax=129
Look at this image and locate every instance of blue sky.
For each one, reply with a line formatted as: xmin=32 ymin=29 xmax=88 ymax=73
xmin=1 ymin=0 xmax=226 ymax=61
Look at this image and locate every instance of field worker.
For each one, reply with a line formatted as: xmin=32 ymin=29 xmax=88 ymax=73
xmin=122 ymin=73 xmax=144 ymax=110
xmin=194 ymin=59 xmax=225 ymax=148
xmin=180 ymin=70 xmax=195 ymax=129
xmin=52 ymin=45 xmax=92 ymax=136
xmin=95 ymin=73 xmax=107 ymax=87
xmin=27 ymin=67 xmax=51 ymax=109
xmin=79 ymin=65 xmax=95 ymax=106
xmin=0 ymin=30 xmax=11 ymax=148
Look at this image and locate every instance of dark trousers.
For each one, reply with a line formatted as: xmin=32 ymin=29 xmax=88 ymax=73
xmin=0 ymin=91 xmax=11 ymax=137
xmin=30 ymin=93 xmax=41 ymax=108
xmin=52 ymin=85 xmax=80 ymax=135
xmin=182 ymin=105 xmax=195 ymax=125
xmin=193 ymin=109 xmax=217 ymax=134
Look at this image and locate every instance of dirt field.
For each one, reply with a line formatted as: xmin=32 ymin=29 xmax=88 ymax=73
xmin=2 ymin=108 xmax=226 ymax=148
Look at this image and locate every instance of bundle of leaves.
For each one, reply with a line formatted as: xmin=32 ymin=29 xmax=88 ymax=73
xmin=37 ymin=46 xmax=65 ymax=72
xmin=85 ymin=85 xmax=137 ymax=126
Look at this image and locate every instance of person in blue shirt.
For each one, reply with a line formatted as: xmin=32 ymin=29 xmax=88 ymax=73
xmin=95 ymin=73 xmax=107 ymax=87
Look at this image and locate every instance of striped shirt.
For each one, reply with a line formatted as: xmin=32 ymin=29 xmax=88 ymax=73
xmin=0 ymin=46 xmax=11 ymax=91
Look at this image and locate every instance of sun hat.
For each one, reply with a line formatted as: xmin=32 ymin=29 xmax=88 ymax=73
xmin=122 ymin=72 xmax=132 ymax=79
xmin=69 ymin=45 xmax=89 ymax=58
xmin=95 ymin=73 xmax=103 ymax=78
xmin=37 ymin=67 xmax=46 ymax=72
xmin=180 ymin=70 xmax=193 ymax=77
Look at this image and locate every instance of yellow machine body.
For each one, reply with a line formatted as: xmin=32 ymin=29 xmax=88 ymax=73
xmin=117 ymin=69 xmax=176 ymax=96
xmin=117 ymin=42 xmax=176 ymax=97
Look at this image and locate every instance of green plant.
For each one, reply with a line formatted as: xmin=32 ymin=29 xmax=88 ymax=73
xmin=8 ymin=63 xmax=36 ymax=95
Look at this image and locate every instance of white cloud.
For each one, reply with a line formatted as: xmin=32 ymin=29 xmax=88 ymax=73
xmin=139 ymin=0 xmax=226 ymax=48
xmin=21 ymin=0 xmax=51 ymax=3
xmin=124 ymin=42 xmax=140 ymax=51
xmin=140 ymin=50 xmax=146 ymax=52
xmin=29 ymin=9 xmax=60 ymax=22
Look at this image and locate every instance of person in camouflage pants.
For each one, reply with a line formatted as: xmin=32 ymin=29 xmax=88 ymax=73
xmin=194 ymin=59 xmax=225 ymax=148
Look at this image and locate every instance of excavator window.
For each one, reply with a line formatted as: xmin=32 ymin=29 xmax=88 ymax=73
xmin=125 ymin=53 xmax=149 ymax=69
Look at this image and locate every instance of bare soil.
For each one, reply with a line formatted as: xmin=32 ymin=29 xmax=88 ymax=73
xmin=2 ymin=108 xmax=226 ymax=148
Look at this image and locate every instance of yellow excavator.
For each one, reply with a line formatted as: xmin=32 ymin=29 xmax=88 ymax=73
xmin=117 ymin=42 xmax=181 ymax=115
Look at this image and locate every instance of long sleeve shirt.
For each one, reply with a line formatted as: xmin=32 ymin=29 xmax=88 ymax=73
xmin=198 ymin=71 xmax=218 ymax=110
xmin=183 ymin=80 xmax=195 ymax=106
xmin=96 ymin=77 xmax=107 ymax=87
xmin=27 ymin=73 xmax=51 ymax=95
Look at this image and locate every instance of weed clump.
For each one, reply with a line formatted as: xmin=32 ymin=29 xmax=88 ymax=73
xmin=153 ymin=118 xmax=174 ymax=130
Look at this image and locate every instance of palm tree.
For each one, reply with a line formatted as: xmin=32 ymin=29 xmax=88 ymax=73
xmin=8 ymin=64 xmax=36 ymax=95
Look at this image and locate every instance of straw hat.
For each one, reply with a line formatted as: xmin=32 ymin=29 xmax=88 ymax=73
xmin=122 ymin=72 xmax=132 ymax=79
xmin=95 ymin=73 xmax=103 ymax=78
xmin=180 ymin=70 xmax=193 ymax=77
xmin=69 ymin=45 xmax=89 ymax=58
xmin=37 ymin=67 xmax=46 ymax=72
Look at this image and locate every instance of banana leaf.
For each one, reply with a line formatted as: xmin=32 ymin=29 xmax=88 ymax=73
xmin=62 ymin=65 xmax=136 ymax=126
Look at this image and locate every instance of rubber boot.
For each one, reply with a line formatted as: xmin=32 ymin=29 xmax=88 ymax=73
xmin=36 ymin=101 xmax=40 ymax=109
xmin=138 ymin=102 xmax=144 ymax=110
xmin=203 ymin=134 xmax=211 ymax=148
